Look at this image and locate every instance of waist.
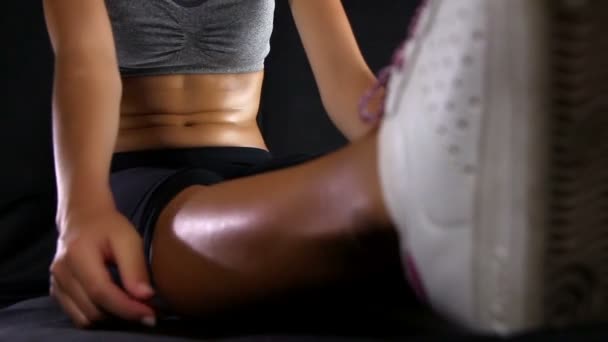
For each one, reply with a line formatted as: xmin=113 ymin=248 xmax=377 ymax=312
xmin=112 ymin=146 xmax=272 ymax=175
xmin=116 ymin=120 xmax=267 ymax=152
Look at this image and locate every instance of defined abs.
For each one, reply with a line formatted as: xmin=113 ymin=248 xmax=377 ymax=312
xmin=114 ymin=72 xmax=266 ymax=152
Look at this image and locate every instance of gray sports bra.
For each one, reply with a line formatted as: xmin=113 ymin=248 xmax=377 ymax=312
xmin=104 ymin=0 xmax=275 ymax=76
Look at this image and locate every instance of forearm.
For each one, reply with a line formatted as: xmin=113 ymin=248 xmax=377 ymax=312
xmin=290 ymin=0 xmax=380 ymax=141
xmin=151 ymin=131 xmax=396 ymax=315
xmin=53 ymin=60 xmax=122 ymax=225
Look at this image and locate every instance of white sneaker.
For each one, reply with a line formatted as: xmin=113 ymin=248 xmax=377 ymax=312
xmin=378 ymin=0 xmax=608 ymax=335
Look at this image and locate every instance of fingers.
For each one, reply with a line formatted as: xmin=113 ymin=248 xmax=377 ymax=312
xmin=50 ymin=276 xmax=90 ymax=328
xmin=87 ymin=275 xmax=156 ymax=323
xmin=112 ymin=235 xmax=155 ymax=301
xmin=71 ymin=243 xmax=156 ymax=323
xmin=50 ymin=267 xmax=106 ymax=324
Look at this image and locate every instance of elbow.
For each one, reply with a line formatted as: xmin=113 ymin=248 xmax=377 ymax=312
xmin=54 ymin=54 xmax=122 ymax=91
xmin=51 ymin=57 xmax=123 ymax=121
xmin=322 ymin=75 xmax=382 ymax=141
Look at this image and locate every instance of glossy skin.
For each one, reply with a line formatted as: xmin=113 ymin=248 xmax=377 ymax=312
xmin=151 ymin=131 xmax=392 ymax=316
xmin=44 ymin=0 xmax=390 ymax=328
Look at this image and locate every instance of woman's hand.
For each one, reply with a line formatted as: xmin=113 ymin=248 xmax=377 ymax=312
xmin=51 ymin=209 xmax=156 ymax=328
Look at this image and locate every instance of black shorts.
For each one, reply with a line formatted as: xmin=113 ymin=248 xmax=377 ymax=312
xmin=110 ymin=147 xmax=316 ymax=264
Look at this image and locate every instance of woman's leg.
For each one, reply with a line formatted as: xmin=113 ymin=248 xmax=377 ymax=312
xmin=150 ymin=131 xmax=397 ymax=316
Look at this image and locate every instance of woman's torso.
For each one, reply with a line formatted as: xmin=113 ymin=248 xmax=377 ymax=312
xmin=104 ymin=0 xmax=275 ymax=152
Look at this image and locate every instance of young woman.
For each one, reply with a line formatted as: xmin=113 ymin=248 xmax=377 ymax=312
xmin=44 ymin=0 xmax=387 ymax=329
xmin=46 ymin=0 xmax=608 ymax=336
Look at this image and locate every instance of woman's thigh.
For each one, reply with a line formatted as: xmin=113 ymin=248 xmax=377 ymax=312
xmin=149 ymin=132 xmax=398 ymax=316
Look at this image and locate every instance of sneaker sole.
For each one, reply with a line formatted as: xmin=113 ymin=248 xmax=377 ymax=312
xmin=477 ymin=0 xmax=608 ymax=334
xmin=544 ymin=0 xmax=608 ymax=329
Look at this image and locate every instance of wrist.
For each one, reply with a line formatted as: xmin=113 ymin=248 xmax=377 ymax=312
xmin=56 ymin=192 xmax=116 ymax=230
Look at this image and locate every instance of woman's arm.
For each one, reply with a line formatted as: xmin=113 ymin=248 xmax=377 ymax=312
xmin=44 ymin=0 xmax=121 ymax=222
xmin=44 ymin=0 xmax=155 ymax=328
xmin=289 ymin=0 xmax=383 ymax=141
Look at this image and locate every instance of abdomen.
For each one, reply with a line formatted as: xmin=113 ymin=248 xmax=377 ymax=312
xmin=115 ymin=72 xmax=267 ymax=152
